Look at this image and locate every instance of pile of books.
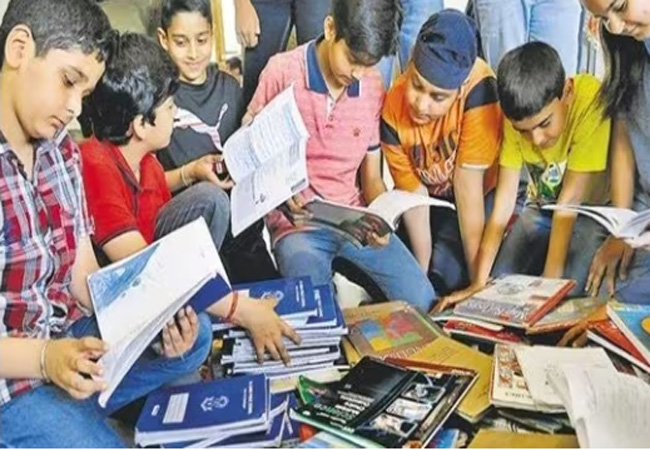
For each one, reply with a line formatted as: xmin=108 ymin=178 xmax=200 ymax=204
xmin=134 ymin=375 xmax=299 ymax=448
xmin=214 ymin=277 xmax=348 ymax=379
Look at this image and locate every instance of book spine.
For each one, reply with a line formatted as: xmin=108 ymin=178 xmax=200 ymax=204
xmin=526 ymin=280 xmax=576 ymax=326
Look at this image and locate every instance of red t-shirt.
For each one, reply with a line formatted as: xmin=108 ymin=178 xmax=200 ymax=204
xmin=80 ymin=137 xmax=171 ymax=246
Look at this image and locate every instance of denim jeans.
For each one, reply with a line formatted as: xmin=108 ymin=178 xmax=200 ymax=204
xmin=492 ymin=205 xmax=607 ymax=294
xmin=274 ymin=229 xmax=437 ymax=311
xmin=243 ymin=0 xmax=332 ymax=105
xmin=376 ymin=0 xmax=445 ymax=87
xmin=474 ymin=0 xmax=583 ymax=75
xmin=0 ymin=314 xmax=212 ymax=448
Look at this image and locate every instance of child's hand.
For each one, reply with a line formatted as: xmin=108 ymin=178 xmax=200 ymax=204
xmin=366 ymin=231 xmax=390 ymax=248
xmin=190 ymin=154 xmax=234 ymax=190
xmin=235 ymin=0 xmax=260 ymax=48
xmin=231 ymin=296 xmax=302 ymax=365
xmin=431 ymin=282 xmax=485 ymax=314
xmin=162 ymin=307 xmax=200 ymax=359
xmin=558 ymin=305 xmax=607 ymax=347
xmin=586 ymin=236 xmax=634 ymax=297
xmin=280 ymin=195 xmax=312 ymax=227
xmin=44 ymin=337 xmax=108 ymax=400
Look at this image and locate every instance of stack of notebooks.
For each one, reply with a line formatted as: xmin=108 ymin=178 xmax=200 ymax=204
xmin=586 ymin=302 xmax=650 ymax=374
xmin=134 ymin=375 xmax=299 ymax=448
xmin=215 ymin=277 xmax=347 ymax=378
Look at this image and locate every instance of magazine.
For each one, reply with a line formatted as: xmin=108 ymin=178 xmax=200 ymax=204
xmin=303 ymin=190 xmax=455 ymax=247
xmin=88 ymin=219 xmax=231 ymax=407
xmin=542 ymin=204 xmax=650 ymax=239
xmin=224 ymin=86 xmax=310 ymax=236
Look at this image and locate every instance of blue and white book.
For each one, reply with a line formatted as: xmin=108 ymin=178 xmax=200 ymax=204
xmin=301 ymin=285 xmax=339 ymax=329
xmin=225 ymin=347 xmax=342 ymax=376
xmin=88 ymin=219 xmax=230 ymax=408
xmin=212 ymin=277 xmax=317 ymax=331
xmin=135 ymin=375 xmax=268 ymax=447
xmin=608 ymin=302 xmax=650 ymax=363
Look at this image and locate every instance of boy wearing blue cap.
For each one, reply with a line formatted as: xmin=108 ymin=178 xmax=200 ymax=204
xmin=381 ymin=9 xmax=503 ymax=295
xmin=441 ymin=42 xmax=611 ymax=310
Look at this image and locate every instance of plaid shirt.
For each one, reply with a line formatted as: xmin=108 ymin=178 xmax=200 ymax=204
xmin=0 ymin=131 xmax=92 ymax=405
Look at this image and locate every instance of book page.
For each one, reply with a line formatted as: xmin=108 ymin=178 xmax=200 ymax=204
xmin=368 ymin=190 xmax=455 ymax=228
xmin=514 ymin=346 xmax=615 ymax=409
xmin=542 ymin=204 xmax=638 ymax=237
xmin=548 ymin=365 xmax=650 ymax=448
xmin=224 ymin=86 xmax=309 ymax=182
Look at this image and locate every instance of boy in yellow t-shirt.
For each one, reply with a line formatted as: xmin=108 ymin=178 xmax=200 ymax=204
xmin=440 ymin=42 xmax=611 ymax=310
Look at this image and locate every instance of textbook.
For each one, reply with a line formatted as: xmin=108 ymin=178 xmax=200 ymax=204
xmin=303 ymin=190 xmax=455 ymax=247
xmin=548 ymin=365 xmax=650 ymax=448
xmin=88 ymin=219 xmax=231 ymax=408
xmin=526 ymin=296 xmax=607 ymax=334
xmin=453 ymin=275 xmax=575 ymax=328
xmin=291 ymin=357 xmax=476 ymax=448
xmin=443 ymin=320 xmax=527 ymax=345
xmin=607 ymin=301 xmax=650 ymax=364
xmin=224 ymin=86 xmax=310 ymax=236
xmin=211 ymin=277 xmax=317 ymax=332
xmin=344 ymin=301 xmax=443 ymax=360
xmin=490 ymin=344 xmax=564 ymax=413
xmin=587 ymin=320 xmax=650 ymax=372
xmin=468 ymin=430 xmax=578 ymax=449
xmin=542 ymin=204 xmax=650 ymax=239
xmin=135 ymin=375 xmax=269 ymax=447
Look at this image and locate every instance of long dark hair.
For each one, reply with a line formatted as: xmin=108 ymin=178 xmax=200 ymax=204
xmin=599 ymin=25 xmax=648 ymax=118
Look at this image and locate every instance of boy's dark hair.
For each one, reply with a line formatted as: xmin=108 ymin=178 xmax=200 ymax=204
xmin=0 ymin=0 xmax=114 ymax=65
xmin=85 ymin=33 xmax=179 ymax=146
xmin=331 ymin=0 xmax=403 ymax=66
xmin=599 ymin=26 xmax=648 ymax=119
xmin=160 ymin=0 xmax=213 ymax=31
xmin=497 ymin=41 xmax=566 ymax=121
xmin=226 ymin=56 xmax=242 ymax=73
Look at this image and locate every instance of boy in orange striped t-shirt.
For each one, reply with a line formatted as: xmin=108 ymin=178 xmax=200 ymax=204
xmin=381 ymin=10 xmax=503 ymax=295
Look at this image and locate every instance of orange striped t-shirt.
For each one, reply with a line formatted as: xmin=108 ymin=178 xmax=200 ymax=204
xmin=381 ymin=58 xmax=503 ymax=198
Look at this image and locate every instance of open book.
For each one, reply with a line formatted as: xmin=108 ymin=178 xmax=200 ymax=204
xmin=88 ymin=219 xmax=231 ymax=407
xmin=542 ymin=204 xmax=650 ymax=239
xmin=548 ymin=365 xmax=650 ymax=448
xmin=224 ymin=86 xmax=310 ymax=236
xmin=304 ymin=190 xmax=455 ymax=247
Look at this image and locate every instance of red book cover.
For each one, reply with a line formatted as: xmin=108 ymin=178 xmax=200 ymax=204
xmin=590 ymin=320 xmax=650 ymax=364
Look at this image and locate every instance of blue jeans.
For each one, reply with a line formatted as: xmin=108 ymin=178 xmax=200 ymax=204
xmin=0 ymin=314 xmax=212 ymax=448
xmin=243 ymin=0 xmax=332 ymax=105
xmin=376 ymin=0 xmax=445 ymax=87
xmin=474 ymin=0 xmax=583 ymax=75
xmin=492 ymin=205 xmax=606 ymax=294
xmin=274 ymin=229 xmax=436 ymax=311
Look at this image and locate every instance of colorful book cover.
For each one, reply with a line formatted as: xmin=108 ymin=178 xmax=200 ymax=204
xmin=344 ymin=301 xmax=443 ymax=359
xmin=589 ymin=320 xmax=650 ymax=365
xmin=444 ymin=321 xmax=527 ymax=345
xmin=526 ymin=296 xmax=607 ymax=334
xmin=607 ymin=302 xmax=650 ymax=363
xmin=291 ymin=357 xmax=476 ymax=448
xmin=211 ymin=277 xmax=317 ymax=330
xmin=429 ymin=428 xmax=460 ymax=449
xmin=135 ymin=375 xmax=268 ymax=447
xmin=453 ymin=275 xmax=575 ymax=328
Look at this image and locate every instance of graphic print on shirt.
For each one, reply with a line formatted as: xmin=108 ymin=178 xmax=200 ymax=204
xmin=411 ymin=130 xmax=459 ymax=198
xmin=174 ymin=103 xmax=230 ymax=152
xmin=525 ymin=160 xmax=567 ymax=204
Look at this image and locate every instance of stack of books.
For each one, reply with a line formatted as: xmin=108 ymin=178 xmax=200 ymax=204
xmin=216 ymin=277 xmax=348 ymax=378
xmin=134 ymin=375 xmax=298 ymax=448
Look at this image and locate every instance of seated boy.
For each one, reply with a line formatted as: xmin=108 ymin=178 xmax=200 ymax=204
xmin=81 ymin=33 xmax=299 ymax=365
xmin=0 ymin=0 xmax=210 ymax=447
xmin=381 ymin=9 xmax=503 ymax=294
xmin=441 ymin=42 xmax=611 ymax=310
xmin=246 ymin=0 xmax=436 ymax=311
xmin=156 ymin=0 xmax=279 ymax=284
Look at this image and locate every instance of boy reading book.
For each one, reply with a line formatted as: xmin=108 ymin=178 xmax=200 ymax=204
xmin=381 ymin=10 xmax=503 ymax=294
xmin=440 ymin=42 xmax=611 ymax=311
xmin=0 ymin=1 xmax=210 ymax=446
xmin=156 ymin=0 xmax=279 ymax=284
xmin=81 ymin=33 xmax=300 ymax=366
xmin=246 ymin=0 xmax=436 ymax=311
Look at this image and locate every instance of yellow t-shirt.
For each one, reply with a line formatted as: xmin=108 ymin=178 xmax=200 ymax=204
xmin=499 ymin=74 xmax=611 ymax=204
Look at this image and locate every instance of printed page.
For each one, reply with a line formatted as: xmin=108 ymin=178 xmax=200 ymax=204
xmin=224 ymin=86 xmax=309 ymax=182
xmin=543 ymin=204 xmax=638 ymax=237
xmin=368 ymin=190 xmax=455 ymax=227
xmin=548 ymin=365 xmax=650 ymax=448
xmin=230 ymin=141 xmax=308 ymax=236
xmin=513 ymin=346 xmax=615 ymax=409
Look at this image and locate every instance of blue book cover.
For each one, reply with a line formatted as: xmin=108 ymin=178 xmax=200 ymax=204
xmin=135 ymin=375 xmax=268 ymax=447
xmin=212 ymin=277 xmax=317 ymax=330
xmin=188 ymin=276 xmax=232 ymax=313
xmin=301 ymin=285 xmax=338 ymax=329
xmin=430 ymin=429 xmax=460 ymax=448
xmin=608 ymin=302 xmax=650 ymax=361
